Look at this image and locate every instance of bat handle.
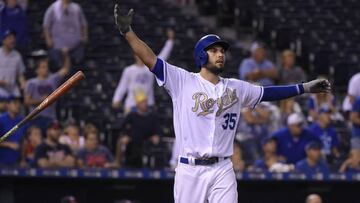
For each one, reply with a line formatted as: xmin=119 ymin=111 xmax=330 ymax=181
xmin=0 ymin=125 xmax=19 ymax=143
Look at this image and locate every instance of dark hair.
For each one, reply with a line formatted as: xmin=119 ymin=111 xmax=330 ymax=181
xmin=35 ymin=57 xmax=49 ymax=69
xmin=84 ymin=130 xmax=98 ymax=140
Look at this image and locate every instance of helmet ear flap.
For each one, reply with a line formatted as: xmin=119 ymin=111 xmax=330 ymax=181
xmin=199 ymin=50 xmax=208 ymax=68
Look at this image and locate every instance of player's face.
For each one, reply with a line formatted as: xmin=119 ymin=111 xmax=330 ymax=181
xmin=205 ymin=45 xmax=226 ymax=75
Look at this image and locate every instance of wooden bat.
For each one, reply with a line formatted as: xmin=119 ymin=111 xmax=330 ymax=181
xmin=0 ymin=71 xmax=85 ymax=143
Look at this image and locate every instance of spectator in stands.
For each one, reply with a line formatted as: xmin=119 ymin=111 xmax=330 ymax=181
xmin=0 ymin=30 xmax=26 ymax=97
xmin=295 ymin=141 xmax=329 ymax=175
xmin=307 ymin=92 xmax=336 ymax=122
xmin=24 ymin=49 xmax=70 ymax=133
xmin=76 ymin=131 xmax=116 ymax=168
xmin=339 ymin=148 xmax=360 ymax=173
xmin=271 ymin=113 xmax=320 ymax=164
xmin=43 ymin=0 xmax=88 ymax=68
xmin=0 ymin=95 xmax=27 ymax=166
xmin=252 ymin=137 xmax=294 ymax=172
xmin=278 ymin=50 xmax=306 ymax=85
xmin=305 ymin=194 xmax=323 ymax=203
xmin=0 ymin=96 xmax=6 ymax=113
xmin=20 ymin=126 xmax=42 ymax=167
xmin=59 ymin=123 xmax=84 ymax=152
xmin=235 ymin=104 xmax=272 ymax=164
xmin=34 ymin=121 xmax=75 ymax=168
xmin=83 ymin=123 xmax=98 ymax=135
xmin=112 ymin=29 xmax=175 ymax=114
xmin=238 ymin=42 xmax=278 ymax=86
xmin=279 ymin=98 xmax=303 ymax=125
xmin=350 ymin=97 xmax=360 ymax=146
xmin=343 ymin=72 xmax=360 ymax=112
xmin=0 ymin=0 xmax=28 ymax=54
xmin=309 ymin=108 xmax=340 ymax=160
xmin=116 ymin=90 xmax=161 ymax=168
xmin=231 ymin=141 xmax=245 ymax=172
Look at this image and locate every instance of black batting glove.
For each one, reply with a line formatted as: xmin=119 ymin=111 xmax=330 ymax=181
xmin=114 ymin=3 xmax=134 ymax=35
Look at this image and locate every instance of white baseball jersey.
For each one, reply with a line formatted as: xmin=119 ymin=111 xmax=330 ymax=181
xmin=112 ymin=39 xmax=174 ymax=110
xmin=155 ymin=59 xmax=263 ymax=158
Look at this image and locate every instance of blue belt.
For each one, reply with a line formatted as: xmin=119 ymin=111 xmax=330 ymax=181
xmin=179 ymin=157 xmax=229 ymax=166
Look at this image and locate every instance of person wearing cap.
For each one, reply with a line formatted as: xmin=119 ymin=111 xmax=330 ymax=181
xmin=350 ymin=97 xmax=360 ymax=144
xmin=43 ymin=0 xmax=88 ymax=68
xmin=307 ymin=90 xmax=336 ymax=122
xmin=116 ymin=90 xmax=161 ymax=168
xmin=34 ymin=121 xmax=75 ymax=168
xmin=24 ymin=49 xmax=70 ymax=134
xmin=238 ymin=42 xmax=278 ymax=86
xmin=0 ymin=0 xmax=28 ymax=54
xmin=271 ymin=113 xmax=320 ymax=164
xmin=0 ymin=29 xmax=26 ymax=97
xmin=0 ymin=95 xmax=27 ymax=166
xmin=278 ymin=50 xmax=306 ymax=85
xmin=295 ymin=141 xmax=329 ymax=175
xmin=252 ymin=137 xmax=289 ymax=172
xmin=309 ymin=107 xmax=340 ymax=160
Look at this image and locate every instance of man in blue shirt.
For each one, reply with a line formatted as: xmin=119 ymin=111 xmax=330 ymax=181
xmin=238 ymin=42 xmax=278 ymax=86
xmin=0 ymin=95 xmax=27 ymax=166
xmin=272 ymin=113 xmax=320 ymax=164
xmin=350 ymin=97 xmax=360 ymax=139
xmin=309 ymin=107 xmax=340 ymax=160
xmin=295 ymin=141 xmax=329 ymax=175
xmin=0 ymin=0 xmax=28 ymax=53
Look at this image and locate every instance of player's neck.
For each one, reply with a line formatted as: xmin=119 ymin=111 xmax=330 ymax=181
xmin=199 ymin=68 xmax=220 ymax=85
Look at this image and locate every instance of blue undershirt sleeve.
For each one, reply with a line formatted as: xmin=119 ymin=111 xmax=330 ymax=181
xmin=260 ymin=84 xmax=305 ymax=102
xmin=151 ymin=58 xmax=164 ymax=82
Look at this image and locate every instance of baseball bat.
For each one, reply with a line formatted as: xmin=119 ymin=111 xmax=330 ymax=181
xmin=0 ymin=71 xmax=85 ymax=143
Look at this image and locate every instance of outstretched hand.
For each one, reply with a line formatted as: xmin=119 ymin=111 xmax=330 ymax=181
xmin=303 ymin=79 xmax=331 ymax=93
xmin=114 ymin=3 xmax=134 ymax=35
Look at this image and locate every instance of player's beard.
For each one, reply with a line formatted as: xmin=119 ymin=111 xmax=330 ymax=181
xmin=204 ymin=65 xmax=224 ymax=75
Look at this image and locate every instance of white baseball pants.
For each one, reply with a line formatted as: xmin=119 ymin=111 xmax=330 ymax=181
xmin=174 ymin=158 xmax=238 ymax=203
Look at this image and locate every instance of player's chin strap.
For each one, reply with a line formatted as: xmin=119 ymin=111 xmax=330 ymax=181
xmin=260 ymin=84 xmax=305 ymax=102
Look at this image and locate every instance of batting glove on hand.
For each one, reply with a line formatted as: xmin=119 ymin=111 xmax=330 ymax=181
xmin=114 ymin=3 xmax=134 ymax=35
xmin=303 ymin=79 xmax=331 ymax=93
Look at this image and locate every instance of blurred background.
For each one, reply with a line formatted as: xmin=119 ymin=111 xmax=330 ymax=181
xmin=0 ymin=0 xmax=360 ymax=202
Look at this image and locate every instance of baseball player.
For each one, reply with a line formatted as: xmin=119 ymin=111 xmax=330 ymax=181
xmin=114 ymin=4 xmax=331 ymax=203
xmin=112 ymin=28 xmax=175 ymax=113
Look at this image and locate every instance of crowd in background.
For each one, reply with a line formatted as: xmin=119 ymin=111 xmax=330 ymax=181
xmin=0 ymin=0 xmax=360 ymax=176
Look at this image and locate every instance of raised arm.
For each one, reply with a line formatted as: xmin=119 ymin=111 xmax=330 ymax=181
xmin=114 ymin=4 xmax=157 ymax=70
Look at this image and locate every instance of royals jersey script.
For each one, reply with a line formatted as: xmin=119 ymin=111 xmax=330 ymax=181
xmin=155 ymin=58 xmax=264 ymax=158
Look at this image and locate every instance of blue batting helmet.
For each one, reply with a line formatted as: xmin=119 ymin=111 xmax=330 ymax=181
xmin=194 ymin=34 xmax=229 ymax=68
